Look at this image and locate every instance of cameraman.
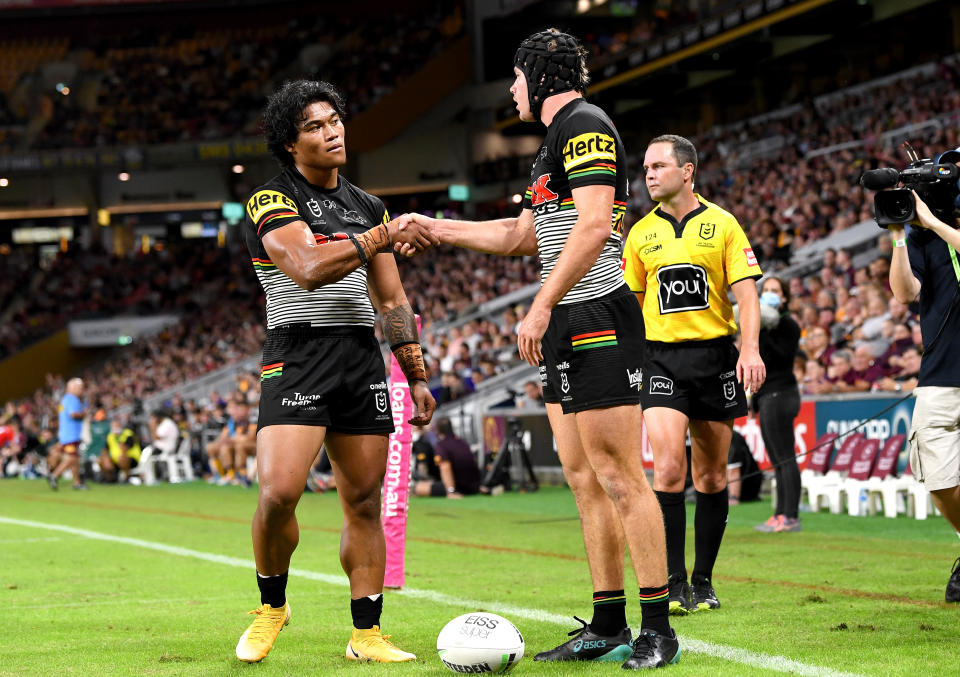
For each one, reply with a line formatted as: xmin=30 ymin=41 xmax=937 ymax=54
xmin=889 ymin=189 xmax=960 ymax=603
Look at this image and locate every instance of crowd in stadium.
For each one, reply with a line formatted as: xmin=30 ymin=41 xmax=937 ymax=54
xmin=4 ymin=2 xmax=463 ymax=152
xmin=1 ymin=34 xmax=955 ymax=487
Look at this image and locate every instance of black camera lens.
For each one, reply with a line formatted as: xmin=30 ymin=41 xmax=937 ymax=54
xmin=874 ymin=189 xmax=916 ymax=226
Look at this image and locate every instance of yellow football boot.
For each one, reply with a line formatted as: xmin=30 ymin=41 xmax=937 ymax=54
xmin=345 ymin=626 xmax=416 ymax=662
xmin=235 ymin=602 xmax=291 ymax=663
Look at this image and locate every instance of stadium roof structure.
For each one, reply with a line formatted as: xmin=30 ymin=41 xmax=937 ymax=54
xmin=488 ymin=0 xmax=949 ymax=137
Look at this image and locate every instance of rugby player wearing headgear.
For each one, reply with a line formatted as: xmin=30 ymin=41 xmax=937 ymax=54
xmin=398 ymin=28 xmax=679 ymax=670
xmin=623 ymin=134 xmax=765 ymax=614
xmin=235 ymin=80 xmax=436 ymax=665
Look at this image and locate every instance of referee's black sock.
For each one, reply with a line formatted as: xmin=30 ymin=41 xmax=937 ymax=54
xmin=692 ymin=488 xmax=728 ymax=580
xmin=655 ymin=490 xmax=687 ymax=578
xmin=256 ymin=571 xmax=288 ymax=609
xmin=588 ymin=589 xmax=627 ymax=636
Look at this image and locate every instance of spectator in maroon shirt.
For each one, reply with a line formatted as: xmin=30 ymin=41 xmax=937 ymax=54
xmin=828 ymin=350 xmax=870 ymax=393
xmin=873 ymin=345 xmax=922 ymax=393
xmin=413 ymin=418 xmax=481 ymax=499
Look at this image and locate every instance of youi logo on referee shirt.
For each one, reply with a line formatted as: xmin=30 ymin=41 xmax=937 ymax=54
xmin=656 ymin=263 xmax=709 ymax=314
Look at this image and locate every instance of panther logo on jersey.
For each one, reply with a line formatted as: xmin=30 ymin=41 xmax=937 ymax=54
xmin=529 ymin=174 xmax=559 ymax=206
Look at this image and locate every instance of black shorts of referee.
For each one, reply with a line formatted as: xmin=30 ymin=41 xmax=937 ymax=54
xmin=640 ymin=336 xmax=747 ymax=420
xmin=257 ymin=324 xmax=395 ymax=434
xmin=539 ymin=284 xmax=645 ymax=415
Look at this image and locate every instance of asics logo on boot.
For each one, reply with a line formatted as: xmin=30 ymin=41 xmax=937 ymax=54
xmin=573 ymin=639 xmax=607 ymax=652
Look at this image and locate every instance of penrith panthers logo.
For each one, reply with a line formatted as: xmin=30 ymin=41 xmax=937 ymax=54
xmin=529 ymin=174 xmax=559 ymax=206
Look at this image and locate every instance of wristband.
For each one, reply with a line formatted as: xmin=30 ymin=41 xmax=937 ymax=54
xmin=348 ymin=233 xmax=368 ymax=266
xmin=446 ymin=486 xmax=456 ymax=494
xmin=892 ymin=237 xmax=906 ymax=248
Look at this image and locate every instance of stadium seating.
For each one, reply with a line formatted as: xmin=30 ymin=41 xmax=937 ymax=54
xmin=842 ymin=439 xmax=881 ymax=516
xmin=903 ymin=463 xmax=939 ymax=520
xmin=796 ymin=432 xmax=838 ymax=506
xmin=804 ymin=432 xmax=863 ymax=513
xmin=864 ymin=434 xmax=906 ymax=518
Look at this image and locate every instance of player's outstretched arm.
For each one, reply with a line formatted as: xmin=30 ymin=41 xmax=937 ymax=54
xmin=262 ymin=216 xmax=432 ymax=291
xmin=367 ymin=254 xmax=436 ymax=426
xmin=394 ymin=209 xmax=537 ymax=257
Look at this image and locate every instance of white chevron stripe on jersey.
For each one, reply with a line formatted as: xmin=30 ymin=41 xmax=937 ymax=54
xmin=256 ymin=267 xmax=374 ymax=328
xmin=535 ymin=208 xmax=625 ymax=305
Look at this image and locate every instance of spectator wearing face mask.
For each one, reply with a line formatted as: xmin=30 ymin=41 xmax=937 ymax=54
xmin=751 ymin=277 xmax=803 ymax=533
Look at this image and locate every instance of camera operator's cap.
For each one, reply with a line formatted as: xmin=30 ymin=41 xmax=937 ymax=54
xmin=936 ymin=147 xmax=960 ymax=165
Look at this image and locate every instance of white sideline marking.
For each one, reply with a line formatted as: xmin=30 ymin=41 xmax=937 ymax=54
xmin=0 ymin=537 xmax=62 ymax=543
xmin=0 ymin=516 xmax=863 ymax=677
xmin=10 ymin=595 xmax=237 ymax=610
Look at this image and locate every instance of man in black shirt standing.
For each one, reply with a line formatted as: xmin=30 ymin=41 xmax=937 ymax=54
xmin=889 ymin=187 xmax=960 ymax=603
xmin=235 ymin=80 xmax=436 ymax=664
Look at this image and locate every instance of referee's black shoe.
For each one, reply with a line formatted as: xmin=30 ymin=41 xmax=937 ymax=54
xmin=947 ymin=557 xmax=960 ymax=603
xmin=667 ymin=573 xmax=692 ymax=615
xmin=533 ymin=617 xmax=632 ymax=662
xmin=621 ymin=628 xmax=681 ymax=670
xmin=690 ymin=573 xmax=721 ymax=611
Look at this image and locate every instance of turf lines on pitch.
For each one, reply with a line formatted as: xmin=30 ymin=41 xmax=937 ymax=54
xmin=0 ymin=515 xmax=863 ymax=677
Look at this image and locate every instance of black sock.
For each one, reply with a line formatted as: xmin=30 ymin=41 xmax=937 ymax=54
xmin=588 ymin=589 xmax=627 ymax=636
xmin=638 ymin=585 xmax=671 ymax=636
xmin=257 ymin=571 xmax=288 ymax=608
xmin=350 ymin=593 xmax=383 ymax=630
xmin=693 ymin=488 xmax=728 ymax=580
xmin=655 ymin=490 xmax=686 ymax=578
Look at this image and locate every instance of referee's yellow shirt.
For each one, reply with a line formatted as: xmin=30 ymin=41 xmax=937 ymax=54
xmin=623 ymin=194 xmax=761 ymax=343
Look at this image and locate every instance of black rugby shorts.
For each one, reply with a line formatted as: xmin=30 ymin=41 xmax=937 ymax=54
xmin=257 ymin=324 xmax=395 ymax=434
xmin=639 ymin=336 xmax=747 ymax=420
xmin=540 ymin=285 xmax=645 ymax=414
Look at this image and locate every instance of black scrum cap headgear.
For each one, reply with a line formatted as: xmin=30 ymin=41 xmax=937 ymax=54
xmin=514 ymin=29 xmax=588 ymax=120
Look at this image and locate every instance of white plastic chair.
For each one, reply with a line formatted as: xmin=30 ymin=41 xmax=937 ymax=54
xmin=806 ymin=433 xmax=863 ymax=512
xmin=157 ymin=435 xmax=194 ymax=483
xmin=798 ymin=432 xmax=839 ymax=508
xmin=842 ymin=439 xmax=880 ymax=516
xmin=865 ymin=435 xmax=906 ymax=518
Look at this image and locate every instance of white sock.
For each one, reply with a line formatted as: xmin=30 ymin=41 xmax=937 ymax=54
xmin=367 ymin=593 xmax=382 ymax=602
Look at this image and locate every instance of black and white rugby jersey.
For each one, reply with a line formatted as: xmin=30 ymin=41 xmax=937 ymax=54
xmin=521 ymin=98 xmax=628 ymax=304
xmin=242 ymin=167 xmax=388 ymax=328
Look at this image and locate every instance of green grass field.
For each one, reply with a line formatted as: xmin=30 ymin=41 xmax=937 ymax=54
xmin=1 ymin=480 xmax=957 ymax=676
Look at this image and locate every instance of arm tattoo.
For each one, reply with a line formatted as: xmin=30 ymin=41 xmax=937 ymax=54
xmin=394 ymin=343 xmax=428 ymax=383
xmin=382 ymin=304 xmax=417 ymax=346
xmin=356 ymin=223 xmax=390 ymax=261
xmin=383 ymin=304 xmax=428 ymax=383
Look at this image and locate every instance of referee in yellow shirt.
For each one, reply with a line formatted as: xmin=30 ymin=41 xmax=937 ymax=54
xmin=623 ymin=134 xmax=765 ymax=615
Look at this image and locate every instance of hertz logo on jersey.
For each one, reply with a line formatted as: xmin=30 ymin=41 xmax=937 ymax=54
xmin=562 ymin=132 xmax=616 ymax=170
xmin=656 ymin=263 xmax=709 ymax=314
xmin=246 ymin=190 xmax=299 ymax=224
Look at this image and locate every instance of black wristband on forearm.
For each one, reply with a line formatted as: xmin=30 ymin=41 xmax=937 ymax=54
xmin=348 ymin=233 xmax=368 ymax=266
xmin=390 ymin=340 xmax=418 ymax=352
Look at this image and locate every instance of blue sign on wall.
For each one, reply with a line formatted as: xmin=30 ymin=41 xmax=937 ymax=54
xmin=814 ymin=396 xmax=915 ymax=443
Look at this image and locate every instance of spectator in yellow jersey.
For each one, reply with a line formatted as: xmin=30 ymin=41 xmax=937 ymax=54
xmin=623 ymin=134 xmax=765 ymax=615
xmin=99 ymin=418 xmax=141 ymax=483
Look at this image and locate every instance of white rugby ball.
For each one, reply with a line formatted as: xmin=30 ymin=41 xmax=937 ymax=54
xmin=437 ymin=612 xmax=524 ymax=674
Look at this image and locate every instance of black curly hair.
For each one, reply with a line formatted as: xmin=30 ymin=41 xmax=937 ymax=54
xmin=262 ymin=80 xmax=346 ymax=168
